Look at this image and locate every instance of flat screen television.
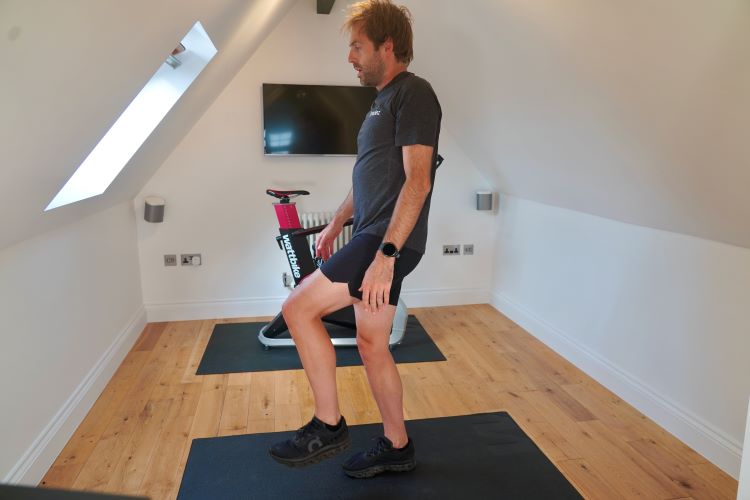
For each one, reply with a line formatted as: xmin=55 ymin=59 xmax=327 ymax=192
xmin=262 ymin=83 xmax=377 ymax=156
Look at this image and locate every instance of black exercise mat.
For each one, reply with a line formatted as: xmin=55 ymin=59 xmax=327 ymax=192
xmin=196 ymin=315 xmax=446 ymax=374
xmin=177 ymin=412 xmax=582 ymax=500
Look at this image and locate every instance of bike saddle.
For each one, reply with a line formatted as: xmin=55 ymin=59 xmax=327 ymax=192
xmin=266 ymin=189 xmax=310 ymax=200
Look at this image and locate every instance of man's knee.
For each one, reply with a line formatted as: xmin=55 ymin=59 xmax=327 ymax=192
xmin=281 ymin=290 xmax=311 ymax=323
xmin=281 ymin=285 xmax=330 ymax=323
xmin=281 ymin=296 xmax=294 ymax=321
xmin=356 ymin=331 xmax=389 ymax=361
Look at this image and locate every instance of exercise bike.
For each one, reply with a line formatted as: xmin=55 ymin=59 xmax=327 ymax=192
xmin=258 ymin=189 xmax=409 ymax=350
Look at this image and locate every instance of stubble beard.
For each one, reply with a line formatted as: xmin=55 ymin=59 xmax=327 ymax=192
xmin=359 ymin=55 xmax=385 ymax=88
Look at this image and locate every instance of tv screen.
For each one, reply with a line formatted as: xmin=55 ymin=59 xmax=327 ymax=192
xmin=263 ymin=83 xmax=377 ymax=156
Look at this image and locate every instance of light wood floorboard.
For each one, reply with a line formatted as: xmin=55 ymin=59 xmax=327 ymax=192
xmin=40 ymin=305 xmax=739 ymax=499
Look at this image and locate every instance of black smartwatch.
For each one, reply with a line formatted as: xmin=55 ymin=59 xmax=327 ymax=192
xmin=379 ymin=241 xmax=401 ymax=258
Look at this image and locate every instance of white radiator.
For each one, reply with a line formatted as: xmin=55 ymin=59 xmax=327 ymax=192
xmin=299 ymin=211 xmax=353 ymax=255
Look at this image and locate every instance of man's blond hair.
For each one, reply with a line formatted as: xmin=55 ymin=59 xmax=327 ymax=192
xmin=344 ymin=0 xmax=414 ymax=64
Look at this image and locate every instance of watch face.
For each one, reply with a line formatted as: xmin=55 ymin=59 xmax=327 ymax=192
xmin=381 ymin=242 xmax=398 ymax=256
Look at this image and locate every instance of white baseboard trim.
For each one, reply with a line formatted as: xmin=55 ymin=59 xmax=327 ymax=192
xmin=145 ymin=288 xmax=491 ymax=322
xmin=145 ymin=297 xmax=287 ymax=322
xmin=5 ymin=306 xmax=148 ymax=485
xmin=491 ymin=291 xmax=742 ymax=479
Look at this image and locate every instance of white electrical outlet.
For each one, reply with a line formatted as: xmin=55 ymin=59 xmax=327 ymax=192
xmin=442 ymin=245 xmax=460 ymax=255
xmin=180 ymin=253 xmax=202 ymax=266
xmin=282 ymin=272 xmax=293 ymax=287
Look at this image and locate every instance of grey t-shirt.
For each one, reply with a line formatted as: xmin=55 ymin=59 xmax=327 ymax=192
xmin=351 ymin=71 xmax=442 ymax=254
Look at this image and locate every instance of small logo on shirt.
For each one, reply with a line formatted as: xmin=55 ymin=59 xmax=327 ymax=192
xmin=368 ymin=110 xmax=381 ymax=117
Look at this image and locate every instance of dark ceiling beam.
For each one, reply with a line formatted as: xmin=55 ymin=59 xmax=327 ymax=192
xmin=317 ymin=0 xmax=335 ymax=15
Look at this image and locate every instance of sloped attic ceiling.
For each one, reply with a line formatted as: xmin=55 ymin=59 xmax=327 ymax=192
xmin=407 ymin=0 xmax=749 ymax=248
xmin=3 ymin=0 xmax=748 ymax=250
xmin=0 ymin=0 xmax=295 ymax=250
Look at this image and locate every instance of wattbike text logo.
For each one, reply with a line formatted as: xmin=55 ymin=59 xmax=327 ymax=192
xmin=282 ymin=234 xmax=301 ymax=279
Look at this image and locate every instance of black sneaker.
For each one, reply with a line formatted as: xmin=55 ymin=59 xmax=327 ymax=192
xmin=269 ymin=415 xmax=350 ymax=467
xmin=342 ymin=436 xmax=417 ymax=478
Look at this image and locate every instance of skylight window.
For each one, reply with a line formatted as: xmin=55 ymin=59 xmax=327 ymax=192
xmin=45 ymin=21 xmax=217 ymax=211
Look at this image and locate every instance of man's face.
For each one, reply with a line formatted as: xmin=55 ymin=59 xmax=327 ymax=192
xmin=348 ymin=24 xmax=385 ymax=88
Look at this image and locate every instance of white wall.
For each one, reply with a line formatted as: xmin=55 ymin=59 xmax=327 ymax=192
xmin=492 ymin=195 xmax=750 ymax=478
xmin=739 ymin=397 xmax=750 ymax=499
xmin=137 ymin=0 xmax=495 ymax=321
xmin=0 ymin=202 xmax=145 ymax=484
xmin=414 ymin=0 xmax=750 ymax=249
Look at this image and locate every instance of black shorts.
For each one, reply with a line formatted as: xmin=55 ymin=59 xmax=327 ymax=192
xmin=319 ymin=233 xmax=422 ymax=306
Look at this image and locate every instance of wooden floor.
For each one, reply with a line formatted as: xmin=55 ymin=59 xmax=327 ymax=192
xmin=40 ymin=304 xmax=738 ymax=499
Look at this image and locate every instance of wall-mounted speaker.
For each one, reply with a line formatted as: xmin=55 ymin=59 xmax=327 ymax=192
xmin=144 ymin=196 xmax=165 ymax=223
xmin=476 ymin=191 xmax=494 ymax=211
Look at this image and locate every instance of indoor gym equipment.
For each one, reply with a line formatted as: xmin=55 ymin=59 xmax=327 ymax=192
xmin=258 ymin=189 xmax=408 ymax=350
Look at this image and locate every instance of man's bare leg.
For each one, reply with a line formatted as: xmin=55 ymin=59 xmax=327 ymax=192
xmin=353 ymin=302 xmax=408 ymax=448
xmin=281 ymin=269 xmax=354 ymax=425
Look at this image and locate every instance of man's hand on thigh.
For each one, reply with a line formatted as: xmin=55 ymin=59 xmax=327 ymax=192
xmin=353 ymin=302 xmax=397 ymax=346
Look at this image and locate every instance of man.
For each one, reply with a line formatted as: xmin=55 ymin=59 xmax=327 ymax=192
xmin=269 ymin=0 xmax=441 ymax=479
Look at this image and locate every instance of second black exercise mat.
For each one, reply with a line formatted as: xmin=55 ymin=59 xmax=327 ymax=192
xmin=196 ymin=315 xmax=445 ymax=374
xmin=177 ymin=411 xmax=582 ymax=500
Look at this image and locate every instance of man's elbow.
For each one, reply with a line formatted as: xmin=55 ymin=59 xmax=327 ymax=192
xmin=406 ymin=178 xmax=432 ymax=198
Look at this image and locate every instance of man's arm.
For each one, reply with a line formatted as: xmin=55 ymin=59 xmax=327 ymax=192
xmin=332 ymin=188 xmax=354 ymax=226
xmin=382 ymin=145 xmax=434 ymax=249
xmin=359 ymin=144 xmax=433 ymax=312
xmin=316 ymin=188 xmax=354 ymax=261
